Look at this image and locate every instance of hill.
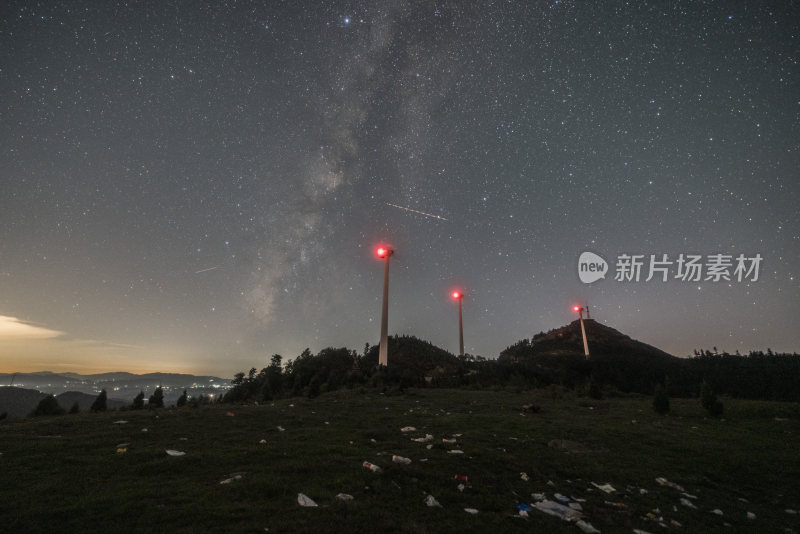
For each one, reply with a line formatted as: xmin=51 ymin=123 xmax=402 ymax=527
xmin=0 ymin=387 xmax=47 ymax=418
xmin=0 ymin=371 xmax=230 ymax=403
xmin=500 ymin=319 xmax=675 ymax=361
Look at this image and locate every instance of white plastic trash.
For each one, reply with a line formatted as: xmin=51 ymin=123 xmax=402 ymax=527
xmin=400 ymin=426 xmax=416 ymax=432
xmin=392 ymin=455 xmax=412 ymax=465
xmin=165 ymin=449 xmax=185 ymax=456
xmin=425 ymin=494 xmax=442 ymax=507
xmin=533 ymin=500 xmax=582 ymax=521
xmin=297 ymin=493 xmax=318 ymax=507
xmin=464 ymin=508 xmax=478 ymax=514
xmin=591 ymin=482 xmax=615 ymax=493
xmin=363 ymin=461 xmax=383 ymax=473
xmin=336 ymin=493 xmax=354 ymax=501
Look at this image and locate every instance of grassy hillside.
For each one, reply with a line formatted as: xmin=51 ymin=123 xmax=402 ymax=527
xmin=0 ymin=389 xmax=798 ymax=533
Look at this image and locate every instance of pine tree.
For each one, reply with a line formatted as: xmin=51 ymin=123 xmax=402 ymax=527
xmin=90 ymin=389 xmax=108 ymax=412
xmin=149 ymin=387 xmax=164 ymax=408
xmin=132 ymin=391 xmax=145 ymax=410
xmin=176 ymin=390 xmax=187 ymax=407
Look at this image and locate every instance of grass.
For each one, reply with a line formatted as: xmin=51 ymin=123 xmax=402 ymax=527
xmin=1 ymin=389 xmax=798 ymax=533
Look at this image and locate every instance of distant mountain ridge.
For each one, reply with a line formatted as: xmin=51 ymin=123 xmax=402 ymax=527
xmin=0 ymin=371 xmax=231 ymax=413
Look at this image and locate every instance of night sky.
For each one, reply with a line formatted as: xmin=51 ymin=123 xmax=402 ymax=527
xmin=1 ymin=1 xmax=798 ymax=376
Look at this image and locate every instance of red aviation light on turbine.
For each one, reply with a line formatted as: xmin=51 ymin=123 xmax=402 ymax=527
xmin=452 ymin=290 xmax=463 ymax=300
xmin=376 ymin=245 xmax=393 ymax=258
xmin=573 ymin=305 xmax=582 ymax=312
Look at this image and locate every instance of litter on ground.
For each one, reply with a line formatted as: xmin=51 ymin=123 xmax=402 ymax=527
xmin=464 ymin=508 xmax=478 ymax=514
xmin=655 ymin=477 xmax=685 ymax=491
xmin=411 ymin=434 xmax=433 ymax=443
xmin=259 ymin=439 xmax=267 ymax=444
xmin=336 ymin=493 xmax=354 ymax=501
xmin=112 ymin=420 xmax=128 ymax=424
xmin=219 ymin=473 xmax=245 ymax=484
xmin=165 ymin=450 xmax=185 ymax=456
xmin=680 ymin=498 xmax=697 ymax=509
xmin=363 ymin=461 xmax=382 ymax=473
xmin=400 ymin=426 xmax=416 ymax=432
xmin=425 ymin=494 xmax=442 ymax=507
xmin=454 ymin=475 xmax=468 ymax=482
xmin=747 ymin=512 xmax=756 ymax=520
xmin=591 ymin=482 xmax=616 ymax=493
xmin=297 ymin=493 xmax=318 ymax=507
xmin=225 ymin=412 xmax=235 ymax=417
xmin=116 ymin=448 xmax=127 ymax=454
xmin=392 ymin=455 xmax=411 ymax=464
xmin=276 ymin=426 xmax=285 ymax=432
xmin=711 ymin=509 xmax=724 ymax=515
xmin=520 ymin=472 xmax=530 ymax=481
xmin=447 ymin=449 xmax=464 ymax=454
xmin=533 ymin=499 xmax=583 ymax=521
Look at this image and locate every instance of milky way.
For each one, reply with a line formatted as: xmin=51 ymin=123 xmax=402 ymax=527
xmin=1 ymin=1 xmax=798 ymax=375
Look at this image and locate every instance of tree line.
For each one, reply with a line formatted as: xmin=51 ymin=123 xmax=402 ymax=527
xmin=221 ymin=335 xmax=800 ymax=403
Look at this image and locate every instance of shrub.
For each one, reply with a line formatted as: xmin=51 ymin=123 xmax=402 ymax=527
xmin=653 ymin=384 xmax=670 ymax=415
xmin=177 ymin=390 xmax=187 ymax=407
xmin=700 ymin=379 xmax=724 ymax=417
xmin=31 ymin=395 xmax=65 ymax=417
xmin=132 ymin=391 xmax=145 ymax=410
xmin=69 ymin=402 xmax=80 ymax=414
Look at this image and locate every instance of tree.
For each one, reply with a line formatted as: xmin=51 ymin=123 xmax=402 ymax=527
xmin=132 ymin=391 xmax=145 ymax=410
xmin=653 ymin=384 xmax=670 ymax=415
xmin=149 ymin=387 xmax=164 ymax=408
xmin=90 ymin=389 xmax=108 ymax=412
xmin=700 ymin=379 xmax=724 ymax=417
xmin=177 ymin=390 xmax=187 ymax=407
xmin=31 ymin=395 xmax=65 ymax=417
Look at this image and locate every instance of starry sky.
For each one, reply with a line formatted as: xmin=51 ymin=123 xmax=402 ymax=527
xmin=1 ymin=1 xmax=798 ymax=376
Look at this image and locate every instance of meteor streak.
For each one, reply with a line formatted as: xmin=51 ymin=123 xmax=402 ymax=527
xmin=194 ymin=266 xmax=219 ymax=274
xmin=385 ymin=202 xmax=448 ymax=221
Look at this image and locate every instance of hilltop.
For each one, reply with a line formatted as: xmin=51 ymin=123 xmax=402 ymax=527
xmin=499 ymin=319 xmax=675 ymax=361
